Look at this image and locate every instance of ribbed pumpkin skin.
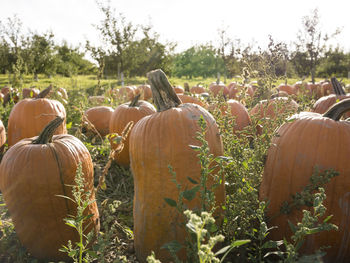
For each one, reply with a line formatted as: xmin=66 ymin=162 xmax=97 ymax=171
xmin=278 ymin=84 xmax=296 ymax=95
xmin=130 ymin=103 xmax=225 ymax=262
xmin=260 ymin=112 xmax=350 ymax=262
xmin=84 ymin=106 xmax=114 ymax=137
xmin=313 ymin=95 xmax=350 ymax=116
xmin=7 ymin=98 xmax=67 ymax=146
xmin=109 ymin=100 xmax=156 ymax=167
xmin=0 ymin=134 xmax=99 ymax=261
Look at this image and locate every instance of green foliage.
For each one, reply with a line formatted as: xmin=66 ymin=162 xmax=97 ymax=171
xmin=59 ymin=163 xmax=97 ymax=263
xmin=173 ymin=45 xmax=225 ymax=78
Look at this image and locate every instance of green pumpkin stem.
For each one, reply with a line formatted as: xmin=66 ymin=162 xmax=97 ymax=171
xmin=35 ymin=85 xmax=52 ymax=99
xmin=323 ymin=98 xmax=350 ymax=121
xmin=129 ymin=93 xmax=141 ymax=107
xmin=32 ymin=116 xmax=64 ymax=144
xmin=147 ymin=69 xmax=181 ymax=112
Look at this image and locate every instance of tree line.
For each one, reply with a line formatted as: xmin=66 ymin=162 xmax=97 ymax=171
xmin=0 ymin=6 xmax=349 ymax=85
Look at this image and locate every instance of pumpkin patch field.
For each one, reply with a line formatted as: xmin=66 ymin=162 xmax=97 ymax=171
xmin=1 ymin=72 xmax=350 ymax=263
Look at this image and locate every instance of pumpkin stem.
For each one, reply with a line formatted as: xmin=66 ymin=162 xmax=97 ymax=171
xmin=147 ymin=69 xmax=181 ymax=112
xmin=323 ymin=98 xmax=350 ymax=121
xmin=32 ymin=116 xmax=64 ymax=144
xmin=331 ymin=77 xmax=346 ymax=96
xmin=129 ymin=93 xmax=141 ymax=107
xmin=35 ymin=85 xmax=52 ymax=99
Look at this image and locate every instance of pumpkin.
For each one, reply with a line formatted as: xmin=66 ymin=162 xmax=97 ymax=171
xmin=118 ymin=86 xmax=136 ymax=101
xmin=250 ymin=97 xmax=299 ymax=120
xmin=209 ymin=82 xmax=229 ymax=97
xmin=22 ymin=87 xmax=40 ymax=98
xmin=260 ymin=98 xmax=350 ymax=262
xmin=307 ymin=82 xmax=322 ymax=98
xmin=109 ymin=94 xmax=156 ymax=168
xmin=277 ymin=83 xmax=296 ymax=95
xmin=0 ymin=117 xmax=100 ymax=261
xmin=313 ymin=78 xmax=350 ymax=117
xmin=293 ymin=80 xmax=307 ymax=95
xmin=0 ymin=119 xmax=6 ymax=153
xmin=138 ymin=84 xmax=152 ymax=100
xmin=1 ymin=86 xmax=12 ymax=96
xmin=173 ymin=85 xmax=184 ymax=94
xmin=7 ymin=86 xmax=67 ymax=147
xmin=57 ymin=87 xmax=68 ymax=100
xmin=129 ymin=69 xmax=225 ymax=262
xmin=221 ymin=99 xmax=251 ymax=132
xmin=321 ymin=81 xmax=333 ymax=96
xmin=177 ymin=93 xmax=208 ymax=108
xmin=83 ymin=106 xmax=114 ymax=137
xmin=190 ymin=85 xmax=206 ymax=94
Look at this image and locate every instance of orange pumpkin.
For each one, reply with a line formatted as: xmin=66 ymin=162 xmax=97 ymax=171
xmin=177 ymin=93 xmax=208 ymax=108
xmin=109 ymin=94 xmax=156 ymax=167
xmin=118 ymin=86 xmax=136 ymax=101
xmin=138 ymin=84 xmax=152 ymax=100
xmin=313 ymin=78 xmax=350 ymax=117
xmin=7 ymin=86 xmax=67 ymax=147
xmin=173 ymin=85 xmax=184 ymax=94
xmin=130 ymin=69 xmax=225 ymax=262
xmin=277 ymin=83 xmax=296 ymax=95
xmin=83 ymin=106 xmax=114 ymax=137
xmin=260 ymin=99 xmax=350 ymax=262
xmin=190 ymin=85 xmax=206 ymax=94
xmin=250 ymin=97 xmax=299 ymax=120
xmin=0 ymin=119 xmax=6 ymax=153
xmin=0 ymin=117 xmax=100 ymax=261
xmin=22 ymin=87 xmax=40 ymax=98
xmin=222 ymin=99 xmax=251 ymax=132
xmin=209 ymin=82 xmax=229 ymax=97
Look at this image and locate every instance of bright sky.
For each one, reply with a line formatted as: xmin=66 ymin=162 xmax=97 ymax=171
xmin=1 ymin=0 xmax=350 ymax=53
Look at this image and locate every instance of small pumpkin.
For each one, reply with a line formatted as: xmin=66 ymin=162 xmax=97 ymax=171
xmin=277 ymin=83 xmax=296 ymax=95
xmin=83 ymin=106 xmax=114 ymax=137
xmin=190 ymin=85 xmax=206 ymax=94
xmin=173 ymin=85 xmax=184 ymax=94
xmin=0 ymin=117 xmax=100 ymax=261
xmin=313 ymin=78 xmax=350 ymax=117
xmin=109 ymin=94 xmax=156 ymax=167
xmin=209 ymin=82 xmax=229 ymax=97
xmin=260 ymin=98 xmax=350 ymax=262
xmin=177 ymin=93 xmax=208 ymax=108
xmin=22 ymin=87 xmax=40 ymax=98
xmin=7 ymin=86 xmax=67 ymax=147
xmin=221 ymin=99 xmax=251 ymax=132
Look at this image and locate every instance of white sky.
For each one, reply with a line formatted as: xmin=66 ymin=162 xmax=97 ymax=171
xmin=1 ymin=0 xmax=350 ymax=53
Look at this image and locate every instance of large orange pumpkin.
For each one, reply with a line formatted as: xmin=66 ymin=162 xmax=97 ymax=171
xmin=83 ymin=106 xmax=114 ymax=137
xmin=260 ymin=99 xmax=350 ymax=262
xmin=0 ymin=117 xmax=100 ymax=261
xmin=7 ymin=86 xmax=67 ymax=147
xmin=109 ymin=94 xmax=156 ymax=168
xmin=129 ymin=69 xmax=225 ymax=263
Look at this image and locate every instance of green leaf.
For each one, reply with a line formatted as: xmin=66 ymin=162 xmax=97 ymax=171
xmin=262 ymin=240 xmax=284 ymax=249
xmin=66 ymin=121 xmax=73 ymax=130
xmin=183 ymin=185 xmax=200 ymax=201
xmin=231 ymin=239 xmax=251 ymax=248
xmin=323 ymin=215 xmax=333 ymax=223
xmin=164 ymin=198 xmax=177 ymax=207
xmin=288 ymin=220 xmax=296 ymax=233
xmin=161 ymin=240 xmax=182 ymax=253
xmin=187 ymin=176 xmax=198 ymax=184
xmin=189 ymin=145 xmax=201 ymax=151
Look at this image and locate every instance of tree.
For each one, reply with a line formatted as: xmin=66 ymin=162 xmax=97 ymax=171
xmin=95 ymin=1 xmax=137 ymax=80
xmin=317 ymin=47 xmax=350 ymax=78
xmin=172 ymin=45 xmax=225 ymax=78
xmin=295 ymin=8 xmax=341 ymax=83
